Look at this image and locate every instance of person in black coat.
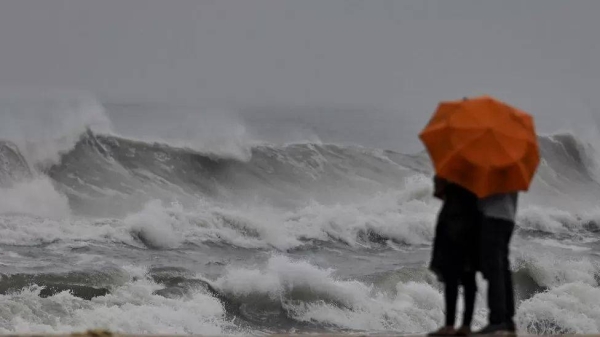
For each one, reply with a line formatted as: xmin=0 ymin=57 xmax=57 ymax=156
xmin=428 ymin=176 xmax=482 ymax=336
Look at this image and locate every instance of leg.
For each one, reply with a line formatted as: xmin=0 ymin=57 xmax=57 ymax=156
xmin=461 ymin=272 xmax=477 ymax=328
xmin=502 ymin=224 xmax=516 ymax=329
xmin=504 ymin=266 xmax=516 ymax=330
xmin=428 ymin=276 xmax=460 ymax=336
xmin=445 ymin=276 xmax=459 ymax=327
xmin=480 ymin=217 xmax=506 ymax=325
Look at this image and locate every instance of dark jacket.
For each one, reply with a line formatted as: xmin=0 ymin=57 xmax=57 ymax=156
xmin=430 ymin=182 xmax=482 ymax=282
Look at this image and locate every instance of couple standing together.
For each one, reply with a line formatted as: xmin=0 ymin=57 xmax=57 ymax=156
xmin=419 ymin=96 xmax=540 ymax=336
xmin=429 ymin=176 xmax=518 ymax=336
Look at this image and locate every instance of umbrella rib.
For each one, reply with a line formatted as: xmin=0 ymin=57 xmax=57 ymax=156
xmin=445 ymin=125 xmax=488 ymax=131
xmin=487 ymin=130 xmax=520 ymax=167
xmin=435 ymin=129 xmax=488 ymax=174
xmin=493 ymin=127 xmax=538 ymax=142
xmin=450 ymin=121 xmax=536 ymax=142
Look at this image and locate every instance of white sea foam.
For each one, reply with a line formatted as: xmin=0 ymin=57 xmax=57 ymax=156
xmin=0 ymin=94 xmax=598 ymax=337
xmin=0 ymin=266 xmax=231 ymax=334
xmin=513 ymin=246 xmax=599 ymax=288
xmin=518 ymin=282 xmax=600 ymax=334
xmin=117 ymin=176 xmax=437 ymax=251
xmin=213 ymin=255 xmax=492 ymax=333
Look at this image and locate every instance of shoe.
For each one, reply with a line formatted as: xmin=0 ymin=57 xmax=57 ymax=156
xmin=428 ymin=326 xmax=457 ymax=336
xmin=455 ymin=326 xmax=471 ymax=336
xmin=473 ymin=323 xmax=516 ymax=336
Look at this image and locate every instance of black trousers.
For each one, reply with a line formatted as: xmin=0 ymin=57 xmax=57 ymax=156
xmin=444 ymin=271 xmax=477 ymax=327
xmin=480 ymin=217 xmax=515 ymax=326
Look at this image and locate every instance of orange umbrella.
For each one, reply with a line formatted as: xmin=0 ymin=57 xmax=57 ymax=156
xmin=419 ymin=95 xmax=540 ymax=198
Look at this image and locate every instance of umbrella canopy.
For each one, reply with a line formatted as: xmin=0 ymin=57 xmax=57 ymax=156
xmin=419 ymin=96 xmax=540 ymax=198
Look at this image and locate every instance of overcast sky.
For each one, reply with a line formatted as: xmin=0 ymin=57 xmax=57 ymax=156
xmin=1 ymin=0 xmax=599 ymax=150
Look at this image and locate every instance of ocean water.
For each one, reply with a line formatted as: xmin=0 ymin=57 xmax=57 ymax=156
xmin=1 ymin=94 xmax=600 ymax=335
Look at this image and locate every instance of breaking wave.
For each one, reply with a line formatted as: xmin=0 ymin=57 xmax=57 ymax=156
xmin=1 ymin=97 xmax=600 ymax=334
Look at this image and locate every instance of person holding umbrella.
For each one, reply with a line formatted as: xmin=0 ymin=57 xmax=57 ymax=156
xmin=477 ymin=192 xmax=519 ymax=334
xmin=428 ymin=174 xmax=482 ymax=336
xmin=420 ymin=96 xmax=540 ymax=336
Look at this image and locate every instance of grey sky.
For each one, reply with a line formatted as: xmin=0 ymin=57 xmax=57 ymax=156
xmin=0 ymin=0 xmax=599 ymax=151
